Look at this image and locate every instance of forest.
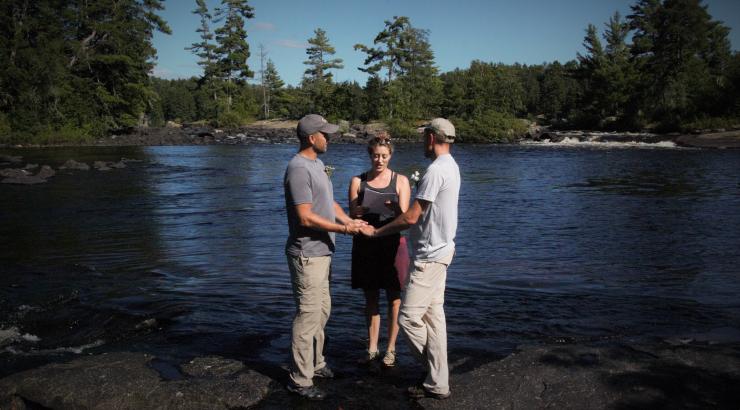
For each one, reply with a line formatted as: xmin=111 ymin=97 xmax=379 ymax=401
xmin=1 ymin=0 xmax=739 ymax=144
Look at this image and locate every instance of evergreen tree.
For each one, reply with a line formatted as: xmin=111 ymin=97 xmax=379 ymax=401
xmin=628 ymin=0 xmax=732 ymax=126
xmin=302 ymin=28 xmax=343 ymax=116
xmin=0 ymin=0 xmax=170 ymax=141
xmin=304 ymin=28 xmax=344 ymax=83
xmin=213 ymin=0 xmax=254 ymax=115
xmin=263 ymin=59 xmax=285 ymax=118
xmin=355 ymin=16 xmax=410 ymax=83
xmin=187 ymin=0 xmax=218 ymax=119
xmin=355 ymin=16 xmax=439 ymax=120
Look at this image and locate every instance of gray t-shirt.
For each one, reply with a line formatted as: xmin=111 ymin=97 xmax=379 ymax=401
xmin=410 ymin=154 xmax=460 ymax=262
xmin=284 ymin=154 xmax=336 ymax=257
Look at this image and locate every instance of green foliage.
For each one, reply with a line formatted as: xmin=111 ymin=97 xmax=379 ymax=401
xmin=217 ymin=110 xmax=244 ymax=128
xmin=0 ymin=0 xmax=170 ymax=142
xmin=453 ymin=111 xmax=528 ymax=143
xmin=627 ymin=0 xmax=732 ymax=125
xmin=3 ymin=0 xmax=738 ymax=144
xmin=385 ymin=118 xmax=419 ymax=140
xmin=355 ymin=16 xmax=440 ymax=121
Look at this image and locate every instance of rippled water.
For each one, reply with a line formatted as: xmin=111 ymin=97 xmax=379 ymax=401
xmin=1 ymin=143 xmax=740 ymax=378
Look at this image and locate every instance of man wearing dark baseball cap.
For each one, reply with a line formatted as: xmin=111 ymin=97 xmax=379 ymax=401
xmin=297 ymin=113 xmax=340 ymax=140
xmin=283 ymin=114 xmax=365 ymax=400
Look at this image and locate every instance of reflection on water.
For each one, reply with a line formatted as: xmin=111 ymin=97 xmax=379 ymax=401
xmin=1 ymin=144 xmax=739 ymax=378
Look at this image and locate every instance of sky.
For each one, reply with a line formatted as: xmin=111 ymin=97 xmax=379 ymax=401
xmin=151 ymin=0 xmax=740 ymax=86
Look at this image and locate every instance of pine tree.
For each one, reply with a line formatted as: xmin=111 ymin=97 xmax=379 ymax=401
xmin=302 ymin=28 xmax=343 ymax=116
xmin=213 ymin=0 xmax=254 ymax=112
xmin=355 ymin=16 xmax=439 ymax=120
xmin=628 ymin=0 xmax=732 ymax=126
xmin=303 ymin=28 xmax=344 ymax=83
xmin=263 ymin=59 xmax=285 ymax=118
xmin=187 ymin=0 xmax=218 ymax=119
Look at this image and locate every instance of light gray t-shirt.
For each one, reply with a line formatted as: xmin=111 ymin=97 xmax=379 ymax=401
xmin=284 ymin=154 xmax=336 ymax=257
xmin=410 ymin=154 xmax=460 ymax=262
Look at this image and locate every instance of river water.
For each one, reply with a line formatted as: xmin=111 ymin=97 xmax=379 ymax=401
xmin=1 ymin=142 xmax=740 ymax=380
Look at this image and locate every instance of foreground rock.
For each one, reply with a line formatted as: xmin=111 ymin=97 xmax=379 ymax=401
xmin=0 ymin=352 xmax=272 ymax=410
xmin=2 ymin=342 xmax=738 ymax=409
xmin=423 ymin=343 xmax=740 ymax=409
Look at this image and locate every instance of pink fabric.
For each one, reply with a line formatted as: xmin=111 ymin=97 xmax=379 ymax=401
xmin=395 ymin=236 xmax=410 ymax=290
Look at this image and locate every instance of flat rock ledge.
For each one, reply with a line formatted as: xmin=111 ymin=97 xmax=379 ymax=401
xmin=422 ymin=343 xmax=740 ymax=409
xmin=1 ymin=343 xmax=739 ymax=409
xmin=0 ymin=352 xmax=272 ymax=410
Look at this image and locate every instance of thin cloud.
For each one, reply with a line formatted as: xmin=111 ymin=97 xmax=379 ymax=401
xmin=254 ymin=22 xmax=276 ymax=31
xmin=273 ymin=39 xmax=309 ymax=49
xmin=151 ymin=66 xmax=174 ymax=78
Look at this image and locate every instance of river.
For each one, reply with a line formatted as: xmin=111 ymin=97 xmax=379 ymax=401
xmin=1 ymin=142 xmax=739 ymax=380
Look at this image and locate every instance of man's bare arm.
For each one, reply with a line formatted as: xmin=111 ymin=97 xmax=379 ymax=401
xmin=361 ymin=199 xmax=430 ymax=237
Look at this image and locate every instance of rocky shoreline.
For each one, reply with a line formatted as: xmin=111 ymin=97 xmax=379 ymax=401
xmin=1 ymin=341 xmax=738 ymax=409
xmin=2 ymin=122 xmax=739 ymax=149
xmin=526 ymin=129 xmax=740 ymax=149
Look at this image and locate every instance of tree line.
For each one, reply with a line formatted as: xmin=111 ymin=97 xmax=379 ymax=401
xmin=1 ymin=0 xmax=739 ymax=144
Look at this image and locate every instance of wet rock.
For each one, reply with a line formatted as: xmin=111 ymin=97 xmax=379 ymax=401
xmin=0 ymin=168 xmax=29 ymax=178
xmin=0 ymin=154 xmax=22 ymax=164
xmin=0 ymin=352 xmax=272 ymax=410
xmin=36 ymin=165 xmax=55 ymax=179
xmin=134 ymin=318 xmax=158 ymax=330
xmin=1 ymin=165 xmax=54 ymax=184
xmin=22 ymin=163 xmax=38 ymax=170
xmin=59 ymin=159 xmax=90 ymax=171
xmin=421 ymin=343 xmax=740 ymax=409
xmin=181 ymin=356 xmax=245 ymax=378
xmin=676 ymin=130 xmax=740 ymax=149
xmin=94 ymin=160 xmax=111 ymax=171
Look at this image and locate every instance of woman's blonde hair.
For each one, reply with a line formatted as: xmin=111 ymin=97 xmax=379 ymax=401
xmin=367 ymin=131 xmax=393 ymax=154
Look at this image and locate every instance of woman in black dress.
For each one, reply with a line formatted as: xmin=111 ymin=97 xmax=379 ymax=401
xmin=348 ymin=133 xmax=411 ymax=367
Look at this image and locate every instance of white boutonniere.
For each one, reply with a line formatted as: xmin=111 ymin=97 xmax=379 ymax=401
xmin=324 ymin=165 xmax=335 ymax=178
xmin=410 ymin=170 xmax=421 ymax=188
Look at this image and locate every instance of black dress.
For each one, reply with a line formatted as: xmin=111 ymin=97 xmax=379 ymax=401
xmin=351 ymin=172 xmax=402 ymax=291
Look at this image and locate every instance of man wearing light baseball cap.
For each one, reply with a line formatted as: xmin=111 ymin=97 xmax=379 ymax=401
xmin=361 ymin=117 xmax=460 ymax=400
xmin=283 ymin=114 xmax=366 ymax=400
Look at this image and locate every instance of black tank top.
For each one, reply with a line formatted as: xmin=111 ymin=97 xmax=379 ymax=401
xmin=358 ymin=171 xmax=398 ymax=228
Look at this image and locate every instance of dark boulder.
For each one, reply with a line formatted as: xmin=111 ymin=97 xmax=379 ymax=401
xmin=0 ymin=352 xmax=272 ymax=410
xmin=59 ymin=159 xmax=90 ymax=171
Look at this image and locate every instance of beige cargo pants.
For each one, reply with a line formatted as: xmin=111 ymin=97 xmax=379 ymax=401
xmin=398 ymin=251 xmax=454 ymax=395
xmin=287 ymin=254 xmax=332 ymax=387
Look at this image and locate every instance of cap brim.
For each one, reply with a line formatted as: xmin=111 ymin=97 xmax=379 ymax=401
xmin=319 ymin=123 xmax=340 ymax=134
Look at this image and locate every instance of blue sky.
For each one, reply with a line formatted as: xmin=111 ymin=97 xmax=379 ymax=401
xmin=152 ymin=0 xmax=740 ymax=86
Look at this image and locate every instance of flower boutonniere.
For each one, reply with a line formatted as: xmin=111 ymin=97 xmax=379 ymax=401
xmin=410 ymin=170 xmax=421 ymax=188
xmin=324 ymin=165 xmax=335 ymax=178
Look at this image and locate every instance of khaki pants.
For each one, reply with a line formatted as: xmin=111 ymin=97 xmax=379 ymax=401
xmin=287 ymin=253 xmax=332 ymax=387
xmin=399 ymin=251 xmax=454 ymax=395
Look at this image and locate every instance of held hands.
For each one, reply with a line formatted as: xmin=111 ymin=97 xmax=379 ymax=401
xmin=343 ymin=219 xmax=368 ymax=235
xmin=359 ymin=225 xmax=376 ymax=237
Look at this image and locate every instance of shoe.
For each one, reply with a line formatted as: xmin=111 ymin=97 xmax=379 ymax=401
xmin=286 ymin=383 xmax=327 ymax=400
xmin=359 ymin=350 xmax=379 ymax=364
xmin=382 ymin=350 xmax=396 ymax=367
xmin=314 ymin=366 xmax=334 ymax=379
xmin=407 ymin=384 xmax=451 ymax=400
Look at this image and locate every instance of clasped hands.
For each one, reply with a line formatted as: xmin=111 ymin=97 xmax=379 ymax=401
xmin=343 ymin=219 xmax=378 ymax=237
xmin=343 ymin=219 xmax=368 ymax=235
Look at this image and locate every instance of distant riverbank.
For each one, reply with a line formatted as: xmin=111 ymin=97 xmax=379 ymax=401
xmin=2 ymin=121 xmax=740 ymax=149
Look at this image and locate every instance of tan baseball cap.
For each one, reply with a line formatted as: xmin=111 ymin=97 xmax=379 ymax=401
xmin=424 ymin=118 xmax=456 ymax=143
